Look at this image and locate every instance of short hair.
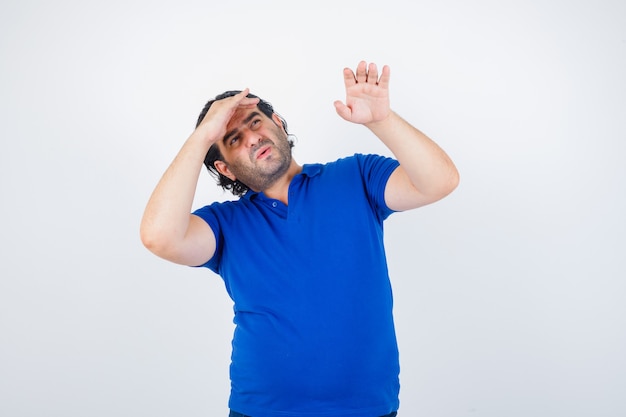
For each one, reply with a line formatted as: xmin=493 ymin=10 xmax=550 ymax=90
xmin=195 ymin=91 xmax=290 ymax=196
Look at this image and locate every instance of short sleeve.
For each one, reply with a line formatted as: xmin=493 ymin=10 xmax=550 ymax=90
xmin=354 ymin=153 xmax=400 ymax=220
xmin=191 ymin=203 xmax=223 ymax=271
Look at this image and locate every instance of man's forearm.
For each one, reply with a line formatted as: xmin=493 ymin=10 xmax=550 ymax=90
xmin=367 ymin=111 xmax=459 ymax=199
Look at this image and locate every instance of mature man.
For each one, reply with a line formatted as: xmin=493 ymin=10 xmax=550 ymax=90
xmin=140 ymin=61 xmax=459 ymax=417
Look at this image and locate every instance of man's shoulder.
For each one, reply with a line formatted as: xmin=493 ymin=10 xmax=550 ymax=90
xmin=301 ymin=154 xmax=360 ymax=180
xmin=193 ymin=196 xmax=249 ymax=219
xmin=308 ymin=153 xmax=396 ymax=175
xmin=308 ymin=153 xmax=380 ymax=171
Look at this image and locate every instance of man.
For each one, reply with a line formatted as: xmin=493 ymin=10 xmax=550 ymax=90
xmin=140 ymin=61 xmax=459 ymax=417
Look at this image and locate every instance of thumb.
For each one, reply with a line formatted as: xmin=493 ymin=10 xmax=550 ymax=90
xmin=333 ymin=100 xmax=351 ymax=121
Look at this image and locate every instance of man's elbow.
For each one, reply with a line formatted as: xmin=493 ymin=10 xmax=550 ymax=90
xmin=140 ymin=227 xmax=167 ymax=256
xmin=447 ymin=168 xmax=460 ymax=194
xmin=139 ymin=221 xmax=177 ymax=259
xmin=140 ymin=231 xmax=190 ymax=265
xmin=432 ymin=168 xmax=460 ymax=202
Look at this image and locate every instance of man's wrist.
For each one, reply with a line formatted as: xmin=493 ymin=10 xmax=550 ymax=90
xmin=364 ymin=110 xmax=396 ymax=131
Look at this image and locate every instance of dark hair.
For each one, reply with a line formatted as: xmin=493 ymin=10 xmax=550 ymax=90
xmin=196 ymin=90 xmax=290 ymax=196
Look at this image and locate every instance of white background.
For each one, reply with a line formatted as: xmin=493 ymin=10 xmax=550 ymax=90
xmin=1 ymin=0 xmax=625 ymax=416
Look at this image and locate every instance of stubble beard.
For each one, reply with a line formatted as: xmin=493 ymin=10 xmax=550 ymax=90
xmin=227 ymin=130 xmax=292 ymax=192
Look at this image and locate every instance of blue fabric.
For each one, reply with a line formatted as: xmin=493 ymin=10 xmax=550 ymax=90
xmin=194 ymin=154 xmax=401 ymax=417
xmin=230 ymin=411 xmax=398 ymax=417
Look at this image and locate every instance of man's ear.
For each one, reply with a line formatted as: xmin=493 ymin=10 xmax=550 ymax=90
xmin=214 ymin=160 xmax=236 ymax=181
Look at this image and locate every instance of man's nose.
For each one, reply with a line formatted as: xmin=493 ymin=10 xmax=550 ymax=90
xmin=243 ymin=131 xmax=261 ymax=147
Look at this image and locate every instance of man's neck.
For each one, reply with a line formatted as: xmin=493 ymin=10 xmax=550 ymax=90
xmin=259 ymin=160 xmax=302 ymax=205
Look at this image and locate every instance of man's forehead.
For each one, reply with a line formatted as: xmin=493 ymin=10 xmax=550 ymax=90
xmin=227 ymin=107 xmax=263 ymax=127
xmin=221 ymin=108 xmax=267 ymax=147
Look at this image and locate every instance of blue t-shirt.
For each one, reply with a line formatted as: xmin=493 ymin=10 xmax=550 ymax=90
xmin=193 ymin=153 xmax=401 ymax=417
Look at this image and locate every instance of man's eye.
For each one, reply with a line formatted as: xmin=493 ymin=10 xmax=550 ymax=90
xmin=251 ymin=119 xmax=261 ymax=128
xmin=229 ymin=137 xmax=239 ymax=145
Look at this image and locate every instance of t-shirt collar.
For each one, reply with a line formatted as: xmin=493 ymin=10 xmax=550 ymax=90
xmin=242 ymin=163 xmax=322 ymax=201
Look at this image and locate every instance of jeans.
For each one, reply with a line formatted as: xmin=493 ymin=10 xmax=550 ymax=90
xmin=229 ymin=411 xmax=398 ymax=417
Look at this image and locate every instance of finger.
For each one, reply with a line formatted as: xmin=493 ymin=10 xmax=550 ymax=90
xmin=333 ymin=100 xmax=352 ymax=121
xmin=232 ymin=88 xmax=250 ymax=102
xmin=355 ymin=61 xmax=367 ymax=83
xmin=367 ymin=62 xmax=378 ymax=84
xmin=236 ymin=88 xmax=252 ymax=102
xmin=235 ymin=88 xmax=259 ymax=107
xmin=238 ymin=98 xmax=260 ymax=108
xmin=377 ymin=65 xmax=391 ymax=89
xmin=342 ymin=67 xmax=356 ymax=87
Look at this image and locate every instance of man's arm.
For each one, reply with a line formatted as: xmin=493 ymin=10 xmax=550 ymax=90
xmin=334 ymin=61 xmax=459 ymax=211
xmin=140 ymin=90 xmax=259 ymax=266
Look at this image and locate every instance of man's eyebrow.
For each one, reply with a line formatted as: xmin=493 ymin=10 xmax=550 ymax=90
xmin=222 ymin=111 xmax=262 ymax=144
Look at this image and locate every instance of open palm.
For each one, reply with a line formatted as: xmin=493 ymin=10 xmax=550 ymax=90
xmin=334 ymin=61 xmax=391 ymax=125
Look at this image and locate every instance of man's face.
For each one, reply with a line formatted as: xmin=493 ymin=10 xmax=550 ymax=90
xmin=215 ymin=107 xmax=292 ymax=192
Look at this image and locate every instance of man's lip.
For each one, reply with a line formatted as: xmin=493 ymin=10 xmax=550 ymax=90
xmin=255 ymin=145 xmax=272 ymax=159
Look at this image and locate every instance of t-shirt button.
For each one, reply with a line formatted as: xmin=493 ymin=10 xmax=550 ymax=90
xmin=272 ymin=202 xmax=278 ymax=208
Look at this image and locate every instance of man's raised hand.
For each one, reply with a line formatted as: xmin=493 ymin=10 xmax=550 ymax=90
xmin=333 ymin=61 xmax=391 ymax=126
xmin=196 ymin=89 xmax=259 ymax=144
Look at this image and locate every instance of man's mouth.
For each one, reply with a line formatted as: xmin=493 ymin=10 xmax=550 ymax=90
xmin=255 ymin=144 xmax=272 ymax=160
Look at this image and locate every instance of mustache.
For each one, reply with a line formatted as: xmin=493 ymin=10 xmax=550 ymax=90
xmin=250 ymin=138 xmax=274 ymax=157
